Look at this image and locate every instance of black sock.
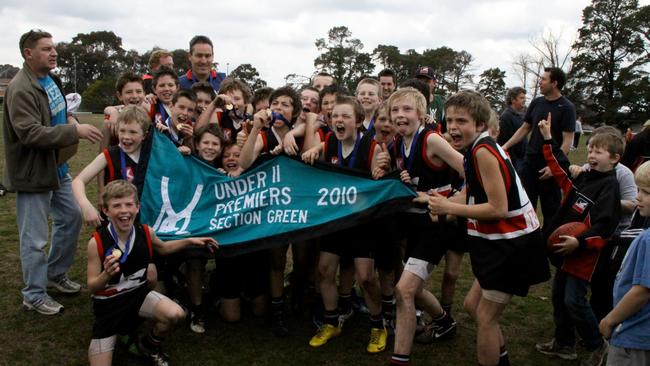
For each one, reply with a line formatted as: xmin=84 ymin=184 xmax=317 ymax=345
xmin=324 ymin=309 xmax=340 ymax=327
xmin=497 ymin=344 xmax=509 ymax=366
xmin=339 ymin=293 xmax=352 ymax=314
xmin=144 ymin=329 xmax=163 ymax=349
xmin=381 ymin=295 xmax=395 ymax=319
xmin=390 ymin=353 xmax=410 ymax=365
xmin=271 ymin=297 xmax=284 ymax=314
xmin=441 ymin=302 xmax=453 ymax=316
xmin=369 ymin=313 xmax=384 ymax=329
xmin=433 ymin=310 xmax=454 ymax=327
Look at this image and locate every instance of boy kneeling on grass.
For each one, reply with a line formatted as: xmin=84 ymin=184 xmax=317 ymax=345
xmin=86 ymin=180 xmax=217 ymax=366
xmin=599 ymin=160 xmax=650 ymax=366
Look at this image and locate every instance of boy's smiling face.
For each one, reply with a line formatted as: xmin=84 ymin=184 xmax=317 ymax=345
xmin=446 ymin=106 xmax=482 ymax=150
xmin=356 ymin=83 xmax=381 ymax=115
xmin=154 ymin=75 xmax=177 ymax=105
xmin=171 ymin=96 xmax=196 ymax=127
xmin=118 ymin=81 xmax=145 ymax=106
xmin=197 ymin=132 xmax=222 ymax=162
xmin=390 ymin=97 xmax=420 ymax=137
xmin=331 ymin=103 xmax=358 ymax=142
xmin=228 ymin=89 xmax=246 ymax=110
xmin=637 ymin=185 xmax=650 ymax=217
xmin=118 ymin=120 xmax=145 ymax=154
xmin=103 ymin=195 xmax=139 ymax=233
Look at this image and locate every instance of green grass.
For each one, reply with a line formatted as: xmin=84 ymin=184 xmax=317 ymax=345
xmin=0 ymin=114 xmax=588 ymax=365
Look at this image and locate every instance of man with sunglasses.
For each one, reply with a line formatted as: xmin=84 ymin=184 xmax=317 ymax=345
xmin=3 ymin=30 xmax=102 ymax=315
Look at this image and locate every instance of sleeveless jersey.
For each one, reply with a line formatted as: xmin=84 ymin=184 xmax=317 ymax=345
xmin=465 ymin=131 xmax=539 ymax=240
xmin=395 ymin=127 xmax=456 ymax=195
xmin=103 ymin=146 xmax=139 ymax=184
xmin=323 ymin=131 xmax=375 ymax=171
xmin=91 ymin=223 xmax=153 ymax=300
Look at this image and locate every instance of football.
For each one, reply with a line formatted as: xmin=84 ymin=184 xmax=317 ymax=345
xmin=547 ymin=221 xmax=588 ymax=251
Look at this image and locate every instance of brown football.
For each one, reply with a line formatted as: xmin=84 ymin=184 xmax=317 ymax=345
xmin=548 ymin=221 xmax=588 ymax=251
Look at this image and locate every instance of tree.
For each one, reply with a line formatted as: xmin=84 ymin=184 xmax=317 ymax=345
xmin=477 ymin=68 xmax=507 ymax=111
xmin=230 ymin=63 xmax=267 ymax=90
xmin=56 ymin=31 xmax=127 ymax=94
xmin=569 ymin=0 xmax=649 ymax=126
xmin=511 ymin=29 xmax=575 ymax=99
xmin=81 ymin=77 xmax=117 ymax=112
xmin=284 ymin=73 xmax=311 ymax=89
xmin=0 ymin=64 xmax=19 ymax=79
xmin=314 ymin=26 xmax=375 ymax=91
xmin=448 ymin=51 xmax=474 ymax=92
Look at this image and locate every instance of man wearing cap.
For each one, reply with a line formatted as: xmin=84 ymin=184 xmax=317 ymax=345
xmin=415 ymin=66 xmax=446 ymax=131
xmin=3 ymin=30 xmax=103 ymax=315
xmin=179 ymin=35 xmax=226 ymax=92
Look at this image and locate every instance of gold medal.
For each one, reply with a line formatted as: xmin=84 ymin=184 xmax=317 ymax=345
xmin=112 ymin=248 xmax=122 ymax=260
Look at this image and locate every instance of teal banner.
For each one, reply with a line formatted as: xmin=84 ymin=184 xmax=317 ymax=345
xmin=140 ymin=131 xmax=416 ymax=252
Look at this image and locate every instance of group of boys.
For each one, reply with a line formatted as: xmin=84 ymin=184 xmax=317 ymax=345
xmin=4 ymin=29 xmax=650 ymax=366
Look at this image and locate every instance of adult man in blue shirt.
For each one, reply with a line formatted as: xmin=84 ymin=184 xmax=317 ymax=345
xmin=178 ymin=35 xmax=226 ymax=92
xmin=3 ymin=30 xmax=103 ymax=315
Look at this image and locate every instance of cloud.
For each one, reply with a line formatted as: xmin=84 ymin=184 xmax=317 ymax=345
xmin=1 ymin=0 xmax=647 ymax=88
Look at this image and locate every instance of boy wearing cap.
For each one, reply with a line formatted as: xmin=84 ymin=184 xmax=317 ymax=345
xmin=415 ymin=66 xmax=446 ymax=131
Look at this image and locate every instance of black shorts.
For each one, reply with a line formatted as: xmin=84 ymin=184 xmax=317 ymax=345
xmin=320 ymin=224 xmax=374 ymax=259
xmin=212 ymin=250 xmax=269 ymax=299
xmin=442 ymin=217 xmax=469 ymax=253
xmin=469 ymin=229 xmax=550 ymax=297
xmin=92 ymin=285 xmax=150 ymax=339
xmin=403 ymin=213 xmax=447 ymax=267
xmin=372 ymin=215 xmax=402 ymax=271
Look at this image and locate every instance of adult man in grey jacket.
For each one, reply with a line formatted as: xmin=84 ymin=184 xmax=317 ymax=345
xmin=3 ymin=30 xmax=102 ymax=315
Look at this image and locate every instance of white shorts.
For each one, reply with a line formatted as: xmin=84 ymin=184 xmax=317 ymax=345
xmin=403 ymin=257 xmax=435 ymax=281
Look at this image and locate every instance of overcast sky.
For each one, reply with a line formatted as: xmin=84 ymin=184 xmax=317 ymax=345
xmin=1 ymin=0 xmax=648 ymax=87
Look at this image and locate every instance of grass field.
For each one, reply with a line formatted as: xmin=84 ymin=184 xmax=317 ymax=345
xmin=0 ymin=114 xmax=588 ymax=365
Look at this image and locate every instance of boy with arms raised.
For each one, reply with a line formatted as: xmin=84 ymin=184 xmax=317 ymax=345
xmin=535 ymin=115 xmax=622 ymax=366
xmin=388 ymin=87 xmax=465 ymax=365
xmin=87 ymin=180 xmax=216 ymax=366
xmin=302 ymin=96 xmax=390 ymax=353
xmin=239 ymin=86 xmax=302 ymax=336
xmin=600 ymin=160 xmax=650 ymax=365
xmin=427 ymin=91 xmax=549 ymax=366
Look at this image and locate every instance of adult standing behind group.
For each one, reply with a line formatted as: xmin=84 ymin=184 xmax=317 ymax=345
xmin=179 ymin=35 xmax=226 ymax=92
xmin=498 ymin=87 xmax=527 ymax=177
xmin=415 ymin=66 xmax=446 ymax=131
xmin=3 ymin=30 xmax=103 ymax=315
xmin=142 ymin=49 xmax=174 ymax=95
xmin=502 ymin=67 xmax=576 ymax=225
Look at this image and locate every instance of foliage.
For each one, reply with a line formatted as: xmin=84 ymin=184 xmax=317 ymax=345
xmin=568 ymin=0 xmax=649 ymax=126
xmin=81 ymin=77 xmax=117 ymax=113
xmin=477 ymin=68 xmax=507 ymax=111
xmin=230 ymin=63 xmax=267 ymax=90
xmin=313 ymin=26 xmax=375 ymax=91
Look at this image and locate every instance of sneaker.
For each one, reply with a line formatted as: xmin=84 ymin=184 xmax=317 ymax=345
xmin=48 ymin=276 xmax=81 ymax=294
xmin=22 ymin=296 xmax=63 ymax=315
xmin=189 ymin=310 xmax=206 ymax=334
xmin=366 ymin=327 xmax=388 ymax=353
xmin=309 ymin=323 xmax=342 ymax=347
xmin=351 ymin=290 xmax=369 ymax=315
xmin=415 ymin=318 xmax=457 ymax=344
xmin=137 ymin=340 xmax=170 ymax=366
xmin=272 ymin=310 xmax=289 ymax=337
xmin=580 ymin=340 xmax=608 ymax=366
xmin=535 ymin=339 xmax=578 ymax=360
